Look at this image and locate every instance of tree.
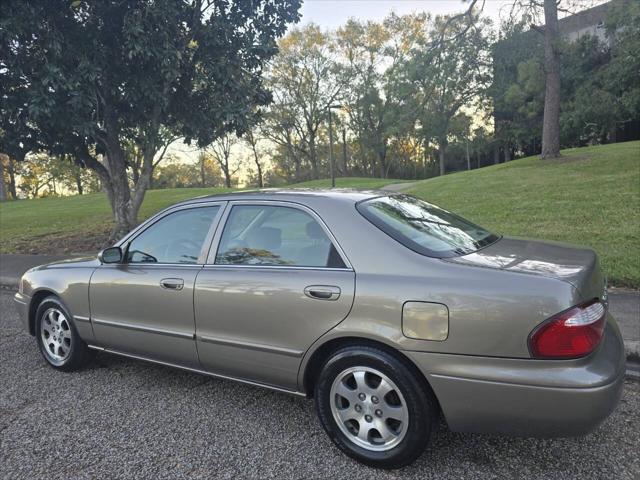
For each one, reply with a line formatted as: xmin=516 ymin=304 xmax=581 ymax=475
xmin=506 ymin=1 xmax=599 ymax=158
xmin=0 ymin=42 xmax=39 ymax=200
xmin=209 ymin=134 xmax=241 ymax=188
xmin=17 ymin=154 xmax=55 ymax=198
xmin=154 ymin=154 xmax=222 ymax=189
xmin=0 ymin=154 xmax=7 ymax=201
xmin=194 ymin=150 xmax=222 ymax=188
xmin=4 ymin=155 xmax=19 ymax=200
xmin=493 ymin=1 xmax=638 ymax=152
xmin=244 ymin=128 xmax=267 ymax=188
xmin=197 ymin=151 xmax=207 ymax=188
xmin=13 ymin=153 xmax=100 ymax=198
xmin=599 ymin=0 xmax=640 ymax=139
xmin=502 ymin=55 xmax=546 ymax=152
xmin=0 ymin=105 xmax=38 ymax=200
xmin=410 ymin=12 xmax=492 ymax=175
xmin=0 ymin=0 xmax=300 ymax=239
xmin=491 ymin=16 xmax=544 ymax=158
xmin=269 ymin=24 xmax=342 ymax=179
xmin=336 ymin=14 xmax=428 ymax=178
xmin=261 ymin=105 xmax=305 ymax=181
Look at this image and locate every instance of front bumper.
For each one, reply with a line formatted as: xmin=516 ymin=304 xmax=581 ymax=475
xmin=14 ymin=292 xmax=31 ymax=334
xmin=405 ymin=314 xmax=625 ymax=437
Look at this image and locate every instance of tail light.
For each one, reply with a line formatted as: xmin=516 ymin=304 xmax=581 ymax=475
xmin=529 ymin=299 xmax=606 ymax=359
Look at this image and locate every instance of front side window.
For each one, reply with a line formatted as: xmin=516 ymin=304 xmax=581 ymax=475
xmin=127 ymin=206 xmax=219 ymax=264
xmin=356 ymin=195 xmax=499 ymax=258
xmin=215 ymin=205 xmax=346 ymax=268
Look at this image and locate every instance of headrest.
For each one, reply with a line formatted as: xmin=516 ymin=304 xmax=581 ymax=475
xmin=247 ymin=227 xmax=282 ymax=251
xmin=305 ymin=221 xmax=326 ymax=240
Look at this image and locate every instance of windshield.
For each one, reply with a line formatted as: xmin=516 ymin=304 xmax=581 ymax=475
xmin=356 ymin=195 xmax=500 ymax=258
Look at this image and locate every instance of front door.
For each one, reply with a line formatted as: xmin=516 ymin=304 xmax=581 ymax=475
xmin=194 ymin=202 xmax=355 ymax=390
xmin=90 ymin=204 xmax=223 ymax=367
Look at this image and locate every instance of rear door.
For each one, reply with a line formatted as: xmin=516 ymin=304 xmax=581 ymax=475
xmin=194 ymin=201 xmax=355 ymax=390
xmin=89 ymin=203 xmax=224 ymax=367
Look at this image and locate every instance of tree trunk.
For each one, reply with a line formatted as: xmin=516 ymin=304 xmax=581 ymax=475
xmin=75 ymin=171 xmax=84 ymax=195
xmin=378 ymin=152 xmax=386 ymax=178
xmin=308 ymin=132 xmax=319 ymax=179
xmin=223 ymin=165 xmax=231 ymax=188
xmin=129 ymin=167 xmax=153 ymax=227
xmin=541 ymin=0 xmax=561 ymax=159
xmin=248 ymin=136 xmax=264 ymax=188
xmin=504 ymin=147 xmax=511 ymax=162
xmin=105 ymin=149 xmax=136 ymax=242
xmin=109 ymin=167 xmax=135 ymax=241
xmin=438 ymin=144 xmax=447 ymax=176
xmin=377 ymin=143 xmax=388 ymax=178
xmin=0 ymin=155 xmax=6 ymax=201
xmin=493 ymin=144 xmax=500 ymax=164
xmin=291 ymin=151 xmax=301 ymax=182
xmin=7 ymin=156 xmax=18 ymax=199
xmin=342 ymin=128 xmax=348 ymax=175
xmin=465 ymin=140 xmax=470 ymax=170
xmin=200 ymin=154 xmax=206 ymax=187
xmin=256 ymin=161 xmax=263 ymax=188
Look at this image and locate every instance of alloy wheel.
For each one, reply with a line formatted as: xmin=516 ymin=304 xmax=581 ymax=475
xmin=40 ymin=307 xmax=72 ymax=363
xmin=329 ymin=366 xmax=409 ymax=451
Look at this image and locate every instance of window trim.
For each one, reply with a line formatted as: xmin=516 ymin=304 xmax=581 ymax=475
xmin=206 ymin=200 xmax=354 ymax=271
xmin=113 ymin=202 xmax=227 ymax=267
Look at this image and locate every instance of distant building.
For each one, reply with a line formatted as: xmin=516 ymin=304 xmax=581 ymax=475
xmin=559 ymin=1 xmax=610 ymax=44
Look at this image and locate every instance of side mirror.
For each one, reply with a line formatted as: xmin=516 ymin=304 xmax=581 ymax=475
xmin=98 ymin=246 xmax=123 ymax=264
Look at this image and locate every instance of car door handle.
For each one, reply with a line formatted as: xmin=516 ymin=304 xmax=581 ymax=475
xmin=304 ymin=285 xmax=341 ymax=301
xmin=160 ymin=278 xmax=184 ymax=290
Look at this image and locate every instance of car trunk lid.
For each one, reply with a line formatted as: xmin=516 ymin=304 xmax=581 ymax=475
xmin=445 ymin=236 xmax=606 ymax=302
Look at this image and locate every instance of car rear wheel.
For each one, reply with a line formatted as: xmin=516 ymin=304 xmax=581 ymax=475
xmin=35 ymin=296 xmax=93 ymax=371
xmin=314 ymin=345 xmax=437 ymax=469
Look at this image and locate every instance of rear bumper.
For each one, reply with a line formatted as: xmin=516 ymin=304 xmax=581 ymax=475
xmin=14 ymin=292 xmax=30 ymax=334
xmin=405 ymin=314 xmax=626 ymax=437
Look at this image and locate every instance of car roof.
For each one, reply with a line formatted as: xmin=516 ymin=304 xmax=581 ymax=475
xmin=173 ymin=188 xmax=393 ymax=207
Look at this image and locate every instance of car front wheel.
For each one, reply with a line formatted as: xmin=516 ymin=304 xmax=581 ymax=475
xmin=35 ymin=296 xmax=93 ymax=371
xmin=314 ymin=345 xmax=437 ymax=469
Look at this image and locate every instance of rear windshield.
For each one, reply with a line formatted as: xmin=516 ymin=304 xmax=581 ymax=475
xmin=356 ymin=195 xmax=500 ymax=258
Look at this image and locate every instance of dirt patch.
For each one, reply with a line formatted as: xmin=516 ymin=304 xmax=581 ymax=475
xmin=10 ymin=228 xmax=112 ymax=255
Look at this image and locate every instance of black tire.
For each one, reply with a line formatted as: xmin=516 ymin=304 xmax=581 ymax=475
xmin=314 ymin=345 xmax=438 ymax=469
xmin=35 ymin=296 xmax=94 ymax=371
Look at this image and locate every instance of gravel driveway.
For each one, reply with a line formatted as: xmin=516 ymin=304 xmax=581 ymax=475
xmin=1 ymin=290 xmax=639 ymax=480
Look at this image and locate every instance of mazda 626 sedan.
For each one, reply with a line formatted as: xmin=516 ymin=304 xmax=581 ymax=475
xmin=14 ymin=190 xmax=625 ymax=468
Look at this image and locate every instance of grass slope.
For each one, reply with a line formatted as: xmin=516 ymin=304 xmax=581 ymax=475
xmin=406 ymin=141 xmax=640 ymax=288
xmin=0 ymin=187 xmax=232 ymax=254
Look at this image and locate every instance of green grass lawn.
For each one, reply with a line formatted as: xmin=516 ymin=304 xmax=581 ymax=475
xmin=406 ymin=141 xmax=640 ymax=288
xmin=0 ymin=187 xmax=232 ymax=254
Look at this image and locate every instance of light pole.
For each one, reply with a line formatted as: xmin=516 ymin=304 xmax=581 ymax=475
xmin=327 ymin=104 xmax=342 ymax=188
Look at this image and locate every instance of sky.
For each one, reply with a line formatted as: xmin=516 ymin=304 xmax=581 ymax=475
xmin=299 ymin=0 xmax=517 ymax=28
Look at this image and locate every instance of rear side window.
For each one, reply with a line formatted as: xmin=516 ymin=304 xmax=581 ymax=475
xmin=215 ymin=205 xmax=346 ymax=268
xmin=356 ymin=195 xmax=499 ymax=258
